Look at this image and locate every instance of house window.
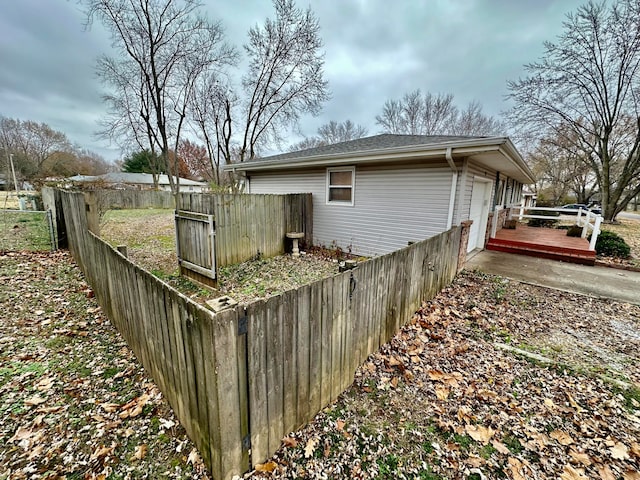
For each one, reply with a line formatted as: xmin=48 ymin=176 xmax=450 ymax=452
xmin=326 ymin=167 xmax=355 ymax=205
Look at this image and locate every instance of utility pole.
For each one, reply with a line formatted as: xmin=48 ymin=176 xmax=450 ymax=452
xmin=9 ymin=153 xmax=18 ymax=193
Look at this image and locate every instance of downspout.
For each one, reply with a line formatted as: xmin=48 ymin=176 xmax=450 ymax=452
xmin=445 ymin=147 xmax=458 ymax=230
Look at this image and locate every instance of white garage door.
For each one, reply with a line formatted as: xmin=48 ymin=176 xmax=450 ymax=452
xmin=467 ymin=179 xmax=491 ymax=252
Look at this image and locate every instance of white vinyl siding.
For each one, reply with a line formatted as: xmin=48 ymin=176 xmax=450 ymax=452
xmin=249 ymin=162 xmax=453 ymax=256
xmin=460 ymin=160 xmax=497 ymax=222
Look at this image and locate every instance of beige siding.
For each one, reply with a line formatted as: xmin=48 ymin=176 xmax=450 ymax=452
xmin=459 ymin=160 xmax=498 ymax=222
xmin=248 ymin=163 xmax=453 ymax=256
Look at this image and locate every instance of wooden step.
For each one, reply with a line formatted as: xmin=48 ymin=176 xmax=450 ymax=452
xmin=486 ymin=239 xmax=595 ymax=265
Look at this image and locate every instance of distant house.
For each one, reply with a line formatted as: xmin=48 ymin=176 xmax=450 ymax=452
xmin=66 ymin=172 xmax=208 ymax=193
xmin=225 ymin=134 xmax=535 ymax=257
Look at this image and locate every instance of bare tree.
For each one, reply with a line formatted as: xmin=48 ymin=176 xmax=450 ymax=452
xmin=288 ymin=136 xmax=325 ymax=151
xmin=375 ymin=90 xmax=503 ymax=136
xmin=528 ymin=128 xmax=598 ymax=205
xmin=185 ymin=0 xmax=329 ymax=187
xmin=235 ymin=0 xmax=329 ymax=162
xmin=189 ymin=74 xmax=236 ymax=184
xmin=506 ymin=0 xmax=640 ymax=221
xmin=86 ymin=0 xmax=236 ymax=193
xmin=375 ymin=99 xmax=404 ymax=134
xmin=422 ymin=92 xmax=458 ymax=134
xmin=318 ymin=120 xmax=368 ymax=145
xmin=0 ymin=116 xmax=72 ymax=182
xmin=456 ymin=101 xmax=504 ymax=136
xmin=289 ymin=119 xmax=368 ymax=151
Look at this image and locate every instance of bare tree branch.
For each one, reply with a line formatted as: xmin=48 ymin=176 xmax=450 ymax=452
xmin=506 ymin=0 xmax=640 ymax=221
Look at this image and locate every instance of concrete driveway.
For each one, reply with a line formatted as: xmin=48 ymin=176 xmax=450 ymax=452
xmin=466 ymin=250 xmax=640 ymax=305
xmin=619 ymin=211 xmax=640 ymax=221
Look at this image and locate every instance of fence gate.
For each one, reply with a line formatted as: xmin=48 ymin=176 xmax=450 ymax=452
xmin=175 ymin=210 xmax=216 ymax=286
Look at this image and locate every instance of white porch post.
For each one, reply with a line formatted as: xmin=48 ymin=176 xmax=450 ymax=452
xmin=589 ymin=216 xmax=602 ymax=251
xmin=491 ymin=205 xmax=501 ymax=238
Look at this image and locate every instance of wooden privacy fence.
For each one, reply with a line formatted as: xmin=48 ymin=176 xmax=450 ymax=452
xmin=85 ymin=189 xmax=175 ymax=210
xmin=243 ymin=226 xmax=462 ymax=464
xmin=175 ymin=210 xmax=217 ymax=282
xmin=54 ymin=189 xmax=465 ymax=478
xmin=176 ymin=193 xmax=312 ymax=275
xmin=57 ymin=191 xmax=249 ymax=478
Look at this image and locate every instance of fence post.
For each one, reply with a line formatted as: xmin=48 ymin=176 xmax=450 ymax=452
xmin=457 ymin=222 xmax=472 ymax=272
xmin=83 ymin=191 xmax=100 ymax=235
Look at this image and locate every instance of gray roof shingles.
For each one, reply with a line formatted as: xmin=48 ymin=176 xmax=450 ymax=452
xmin=68 ymin=172 xmax=206 ymax=186
xmin=245 ymin=134 xmax=488 ymax=164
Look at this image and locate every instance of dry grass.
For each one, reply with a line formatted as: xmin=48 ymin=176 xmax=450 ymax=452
xmin=0 ymin=210 xmax=52 ymax=252
xmin=99 ymin=209 xmax=338 ymax=306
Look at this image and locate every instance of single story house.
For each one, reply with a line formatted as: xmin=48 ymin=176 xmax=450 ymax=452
xmin=66 ymin=172 xmax=208 ymax=193
xmin=226 ymin=134 xmax=535 ymax=257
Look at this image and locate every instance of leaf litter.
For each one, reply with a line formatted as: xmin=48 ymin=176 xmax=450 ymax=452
xmin=0 ymin=251 xmax=210 ymax=479
xmin=245 ymin=270 xmax=640 ymax=479
xmin=2 ymin=250 xmax=639 ymax=479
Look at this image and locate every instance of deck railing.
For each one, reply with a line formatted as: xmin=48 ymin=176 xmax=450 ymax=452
xmin=492 ymin=204 xmax=602 ymax=251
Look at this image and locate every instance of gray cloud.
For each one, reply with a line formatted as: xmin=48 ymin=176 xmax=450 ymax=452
xmin=0 ymin=0 xmax=589 ymax=161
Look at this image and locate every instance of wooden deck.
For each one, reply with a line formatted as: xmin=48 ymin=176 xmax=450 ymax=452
xmin=486 ymin=225 xmax=596 ymax=265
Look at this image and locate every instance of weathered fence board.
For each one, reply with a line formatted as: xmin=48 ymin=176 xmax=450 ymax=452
xmin=213 ymin=308 xmax=244 ymax=469
xmin=266 ymin=295 xmax=285 ymax=457
xmin=85 ymin=189 xmax=175 ymax=210
xmin=58 ymin=191 xmax=247 ymax=480
xmin=175 ymin=193 xmax=313 ymax=269
xmin=244 ymin=226 xmax=463 ymax=467
xmin=282 ymin=290 xmax=298 ymax=436
xmin=175 ymin=210 xmax=216 ymax=284
xmin=247 ymin=300 xmax=268 ymax=465
xmin=57 ymin=188 xmax=466 ymax=477
xmin=295 ymin=285 xmax=311 ymax=428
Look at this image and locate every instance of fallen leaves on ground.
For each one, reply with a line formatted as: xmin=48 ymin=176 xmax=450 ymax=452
xmin=0 ymin=251 xmax=210 ymax=479
xmin=3 ymin=249 xmax=640 ymax=479
xmin=246 ymin=270 xmax=640 ymax=479
xmin=598 ymin=218 xmax=640 ymax=268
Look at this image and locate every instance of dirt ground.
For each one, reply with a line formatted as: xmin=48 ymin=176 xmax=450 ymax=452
xmin=0 ymin=251 xmax=210 ymax=479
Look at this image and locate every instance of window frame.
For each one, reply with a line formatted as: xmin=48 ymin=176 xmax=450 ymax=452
xmin=326 ymin=166 xmax=355 ymax=206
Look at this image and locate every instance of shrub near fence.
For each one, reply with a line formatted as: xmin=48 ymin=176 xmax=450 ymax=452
xmin=55 ymin=189 xmax=465 ymax=478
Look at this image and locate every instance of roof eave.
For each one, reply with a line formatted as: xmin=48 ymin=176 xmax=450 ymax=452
xmin=500 ymin=138 xmax=536 ymax=184
xmin=226 ymin=136 xmax=536 ymax=185
xmin=226 ymin=137 xmax=510 ymax=172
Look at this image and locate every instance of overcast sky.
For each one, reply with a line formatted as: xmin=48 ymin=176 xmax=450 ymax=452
xmin=0 ymin=0 xmax=589 ymax=162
